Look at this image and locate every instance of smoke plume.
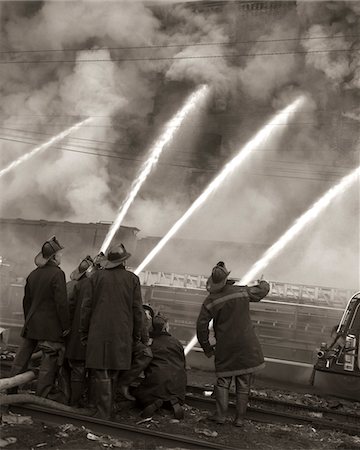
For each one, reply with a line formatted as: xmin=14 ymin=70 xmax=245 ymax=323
xmin=0 ymin=1 xmax=358 ymax=289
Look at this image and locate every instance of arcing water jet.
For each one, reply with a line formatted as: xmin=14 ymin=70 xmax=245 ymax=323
xmin=0 ymin=118 xmax=91 ymax=179
xmin=183 ymin=164 xmax=360 ymax=355
xmin=239 ymin=165 xmax=360 ymax=285
xmin=135 ymin=96 xmax=305 ymax=276
xmin=100 ymin=84 xmax=209 ymax=254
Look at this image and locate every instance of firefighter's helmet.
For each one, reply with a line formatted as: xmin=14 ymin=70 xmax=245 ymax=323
xmin=70 ymin=255 xmax=94 ymax=281
xmin=206 ymin=261 xmax=230 ymax=293
xmin=101 ymin=243 xmax=131 ymax=269
xmin=35 ymin=236 xmax=64 ymax=267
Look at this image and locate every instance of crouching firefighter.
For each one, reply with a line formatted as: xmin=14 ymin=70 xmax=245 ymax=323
xmin=132 ymin=314 xmax=187 ymax=419
xmin=196 ymin=261 xmax=270 ymax=426
xmin=9 ymin=236 xmax=70 ymax=398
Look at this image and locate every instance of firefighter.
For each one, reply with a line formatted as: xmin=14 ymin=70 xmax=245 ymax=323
xmin=132 ymin=314 xmax=187 ymax=419
xmin=79 ymin=243 xmax=143 ymax=419
xmin=196 ymin=261 xmax=270 ymax=426
xmin=9 ymin=236 xmax=70 ymax=398
xmin=64 ymin=255 xmax=94 ymax=406
xmin=117 ymin=304 xmax=154 ymax=401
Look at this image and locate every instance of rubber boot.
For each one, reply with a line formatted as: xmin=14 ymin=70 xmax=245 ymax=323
xmin=53 ymin=365 xmax=71 ymax=405
xmin=94 ymin=378 xmax=112 ymax=419
xmin=36 ymin=352 xmax=58 ymax=398
xmin=118 ymin=385 xmax=136 ymax=401
xmin=170 ymin=398 xmax=184 ymax=420
xmin=234 ymin=393 xmax=248 ymax=427
xmin=141 ymin=399 xmax=163 ymax=418
xmin=87 ymin=373 xmax=96 ymax=408
xmin=70 ymin=381 xmax=85 ymax=407
xmin=209 ymin=386 xmax=228 ymax=424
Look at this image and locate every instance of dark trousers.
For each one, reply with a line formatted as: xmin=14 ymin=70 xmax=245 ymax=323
xmin=11 ymin=337 xmax=64 ymax=398
xmin=10 ymin=337 xmax=37 ymax=378
xmin=217 ymin=374 xmax=252 ymax=422
xmin=68 ymin=359 xmax=86 ymax=406
xmin=217 ymin=374 xmax=252 ymax=394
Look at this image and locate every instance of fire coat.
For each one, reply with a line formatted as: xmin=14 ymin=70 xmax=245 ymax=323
xmin=21 ymin=261 xmax=70 ymax=342
xmin=80 ymin=265 xmax=143 ymax=370
xmin=65 ymin=276 xmax=90 ymax=361
xmin=132 ymin=331 xmax=187 ymax=406
xmin=196 ymin=280 xmax=270 ymax=377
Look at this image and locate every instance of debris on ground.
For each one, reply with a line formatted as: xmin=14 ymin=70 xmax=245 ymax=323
xmin=194 ymin=428 xmax=218 ymax=437
xmin=0 ymin=437 xmax=17 ymax=448
xmin=135 ymin=417 xmax=153 ymax=425
xmin=0 ymin=351 xmax=16 ymax=362
xmin=86 ymin=432 xmax=132 ymax=448
xmin=1 ymin=413 xmax=33 ymax=425
xmin=58 ymin=423 xmax=78 ymax=433
xmin=1 ymin=368 xmax=360 ymax=449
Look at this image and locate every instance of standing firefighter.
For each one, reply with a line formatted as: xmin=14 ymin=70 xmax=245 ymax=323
xmin=64 ymin=255 xmax=94 ymax=406
xmin=9 ymin=236 xmax=70 ymax=398
xmin=196 ymin=261 xmax=270 ymax=426
xmin=80 ymin=243 xmax=143 ymax=419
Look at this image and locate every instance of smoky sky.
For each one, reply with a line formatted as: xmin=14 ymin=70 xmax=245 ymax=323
xmin=0 ymin=1 xmax=359 ymax=289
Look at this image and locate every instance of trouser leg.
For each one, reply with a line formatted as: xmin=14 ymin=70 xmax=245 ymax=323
xmin=8 ymin=338 xmax=37 ymax=394
xmin=10 ymin=338 xmax=37 ymax=377
xmin=210 ymin=376 xmax=231 ymax=424
xmin=69 ymin=359 xmax=86 ymax=407
xmin=234 ymin=374 xmax=252 ymax=427
xmin=50 ymin=359 xmax=71 ymax=404
xmin=36 ymin=343 xmax=60 ymax=398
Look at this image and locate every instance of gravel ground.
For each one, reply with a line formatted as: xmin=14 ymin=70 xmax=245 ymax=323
xmin=1 ymin=368 xmax=360 ymax=450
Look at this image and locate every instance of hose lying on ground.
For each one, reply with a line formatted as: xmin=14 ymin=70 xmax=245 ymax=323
xmin=0 ymin=393 xmax=93 ymax=415
xmin=0 ymin=371 xmax=36 ymax=391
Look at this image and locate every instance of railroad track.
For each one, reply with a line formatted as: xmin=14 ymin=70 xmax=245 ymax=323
xmin=8 ymin=403 xmax=239 ymax=450
xmin=2 ymin=362 xmax=360 ymax=440
xmin=186 ymin=385 xmax=360 ymax=435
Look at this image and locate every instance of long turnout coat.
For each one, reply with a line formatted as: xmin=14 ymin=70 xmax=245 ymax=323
xmin=196 ymin=280 xmax=270 ymax=377
xmin=21 ymin=261 xmax=70 ymax=342
xmin=132 ymin=332 xmax=187 ymax=406
xmin=80 ymin=266 xmax=143 ymax=370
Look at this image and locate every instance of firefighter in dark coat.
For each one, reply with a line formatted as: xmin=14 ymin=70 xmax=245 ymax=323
xmin=196 ymin=261 xmax=270 ymax=426
xmin=132 ymin=314 xmax=187 ymax=419
xmin=64 ymin=256 xmax=94 ymax=406
xmin=80 ymin=243 xmax=143 ymax=419
xmin=10 ymin=236 xmax=70 ymax=398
